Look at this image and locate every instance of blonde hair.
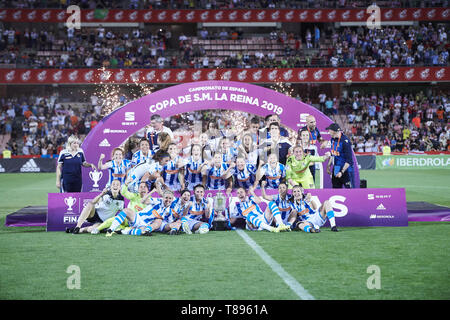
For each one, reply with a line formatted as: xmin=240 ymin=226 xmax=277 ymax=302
xmin=163 ymin=189 xmax=174 ymax=197
xmin=66 ymin=135 xmax=81 ymax=151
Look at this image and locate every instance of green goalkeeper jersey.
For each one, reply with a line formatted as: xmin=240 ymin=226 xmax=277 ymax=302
xmin=121 ymin=184 xmax=147 ymax=212
xmin=286 ymin=154 xmax=326 ymax=181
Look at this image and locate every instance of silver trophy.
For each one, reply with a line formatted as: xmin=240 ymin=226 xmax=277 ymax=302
xmin=213 ymin=192 xmax=227 ymax=222
xmin=89 ymin=170 xmax=103 ymax=188
xmin=64 ymin=196 xmax=76 ymax=211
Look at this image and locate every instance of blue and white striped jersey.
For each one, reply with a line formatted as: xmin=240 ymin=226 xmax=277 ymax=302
xmin=260 ymin=163 xmax=286 ymax=189
xmin=230 ymin=196 xmax=264 ymax=218
xmin=184 ymin=157 xmax=204 ymax=190
xmin=170 ymin=197 xmax=191 ymax=221
xmin=221 ymin=147 xmax=238 ymax=164
xmin=105 ymin=159 xmax=131 ymax=186
xmin=138 ymin=198 xmax=173 ymax=224
xmin=206 ymin=163 xmax=230 ymax=190
xmin=162 ymin=156 xmax=181 ymax=191
xmin=131 ymin=150 xmax=154 ymax=167
xmin=128 ymin=161 xmax=163 ymax=189
xmin=185 ymin=196 xmax=209 ymax=221
xmin=232 ymin=164 xmax=257 ymax=189
xmin=271 ymin=194 xmax=292 ymax=220
xmin=289 ymin=199 xmax=315 ymax=220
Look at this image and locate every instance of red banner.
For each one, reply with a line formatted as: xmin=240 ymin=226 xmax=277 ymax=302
xmin=1 ymin=67 xmax=448 ymax=84
xmin=0 ymin=8 xmax=449 ymax=23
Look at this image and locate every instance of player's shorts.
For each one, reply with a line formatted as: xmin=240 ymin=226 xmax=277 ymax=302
xmin=87 ymin=209 xmax=104 ymax=224
xmin=130 ymin=212 xmax=158 ymax=229
xmin=309 ymin=165 xmax=316 ymax=182
xmin=305 ymin=210 xmax=326 ymax=230
xmin=290 ymin=176 xmax=315 ymax=189
xmin=159 ymin=220 xmax=174 ymax=232
xmin=181 ymin=216 xmax=206 ymax=231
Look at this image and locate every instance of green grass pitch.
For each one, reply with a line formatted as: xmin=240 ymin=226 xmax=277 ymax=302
xmin=0 ymin=170 xmax=449 ymax=300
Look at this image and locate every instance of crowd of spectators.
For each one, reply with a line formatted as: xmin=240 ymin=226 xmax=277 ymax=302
xmin=2 ymin=0 xmax=447 ymax=10
xmin=1 ymin=22 xmax=448 ymax=69
xmin=188 ymin=23 xmax=449 ymax=69
xmin=314 ymin=90 xmax=449 ymax=153
xmin=327 ymin=23 xmax=448 ymax=68
xmin=0 ymin=24 xmax=172 ymax=69
xmin=1 ymin=87 xmax=448 ymax=157
xmin=0 ymin=92 xmax=104 ymax=157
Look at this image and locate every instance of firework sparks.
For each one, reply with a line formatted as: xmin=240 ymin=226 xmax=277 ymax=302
xmin=270 ymin=82 xmax=295 ymax=98
xmin=95 ymin=67 xmax=155 ymax=116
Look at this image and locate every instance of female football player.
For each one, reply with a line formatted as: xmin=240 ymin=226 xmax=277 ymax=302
xmin=67 ymin=179 xmax=124 ymax=234
xmin=97 ymin=147 xmax=132 ymax=187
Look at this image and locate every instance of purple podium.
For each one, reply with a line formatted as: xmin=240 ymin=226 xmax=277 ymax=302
xmin=46 ymin=188 xmax=408 ymax=231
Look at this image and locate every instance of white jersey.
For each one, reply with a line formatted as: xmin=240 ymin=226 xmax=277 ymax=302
xmin=131 ymin=198 xmax=173 ymax=228
xmin=95 ymin=191 xmax=125 ymax=222
xmin=128 ymin=160 xmax=163 ymax=192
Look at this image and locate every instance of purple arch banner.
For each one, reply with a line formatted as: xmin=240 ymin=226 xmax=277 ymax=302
xmin=81 ymin=80 xmax=360 ymax=191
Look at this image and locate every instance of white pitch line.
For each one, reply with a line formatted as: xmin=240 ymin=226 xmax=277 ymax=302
xmin=236 ymin=229 xmax=315 ymax=300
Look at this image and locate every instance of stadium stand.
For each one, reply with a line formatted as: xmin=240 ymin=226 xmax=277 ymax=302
xmin=1 ymin=0 xmax=449 ymax=9
xmin=1 ymin=23 xmax=448 ymax=68
xmin=0 ymin=0 xmax=448 ymax=157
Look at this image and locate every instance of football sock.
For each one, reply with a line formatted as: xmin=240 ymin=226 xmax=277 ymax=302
xmin=110 ymin=211 xmax=127 ymax=232
xmin=195 ymin=223 xmax=210 ymax=234
xmin=259 ymin=221 xmax=274 ymax=232
xmin=97 ymin=217 xmax=113 ymax=231
xmin=128 ymin=228 xmax=142 ymax=236
xmin=326 ymin=210 xmax=336 ymax=227
xmin=269 ymin=202 xmax=283 ymax=226
xmin=248 ymin=214 xmax=273 ymax=231
xmin=303 ymin=225 xmax=312 ymax=233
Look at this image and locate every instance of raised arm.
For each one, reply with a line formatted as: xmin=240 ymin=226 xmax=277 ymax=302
xmin=259 ymin=180 xmax=273 ymax=201
xmin=92 ymin=187 xmax=108 ymax=205
xmin=221 ymin=162 xmax=235 ymax=179
xmin=254 ymin=164 xmax=264 ymax=189
xmin=248 ymin=185 xmax=263 ymax=204
xmin=97 ymin=153 xmax=110 ymax=171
